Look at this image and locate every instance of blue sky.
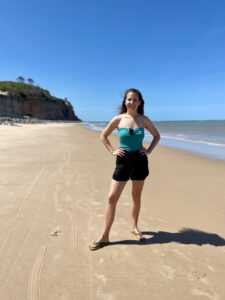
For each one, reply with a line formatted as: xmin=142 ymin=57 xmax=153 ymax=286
xmin=0 ymin=0 xmax=225 ymax=121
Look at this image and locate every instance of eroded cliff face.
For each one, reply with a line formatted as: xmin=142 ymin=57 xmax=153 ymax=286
xmin=0 ymin=92 xmax=80 ymax=121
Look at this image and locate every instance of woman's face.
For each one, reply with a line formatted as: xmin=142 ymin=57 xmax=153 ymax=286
xmin=125 ymin=92 xmax=141 ymax=111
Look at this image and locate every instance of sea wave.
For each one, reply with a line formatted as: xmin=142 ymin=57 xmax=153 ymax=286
xmin=158 ymin=134 xmax=225 ymax=147
xmin=83 ymin=122 xmax=225 ymax=159
xmin=84 ymin=123 xmax=104 ymax=131
xmin=85 ymin=123 xmax=225 ymax=147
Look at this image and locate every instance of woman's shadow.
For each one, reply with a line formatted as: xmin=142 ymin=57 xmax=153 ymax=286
xmin=110 ymin=228 xmax=225 ymax=247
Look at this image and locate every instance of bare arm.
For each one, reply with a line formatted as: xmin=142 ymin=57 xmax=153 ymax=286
xmin=100 ymin=115 xmax=125 ymax=156
xmin=141 ymin=116 xmax=160 ymax=155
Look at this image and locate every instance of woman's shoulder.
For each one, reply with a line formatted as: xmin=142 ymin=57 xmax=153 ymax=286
xmin=142 ymin=114 xmax=151 ymax=120
xmin=111 ymin=114 xmax=123 ymax=121
xmin=142 ymin=115 xmax=153 ymax=126
xmin=107 ymin=114 xmax=123 ymax=127
xmin=137 ymin=114 xmax=150 ymax=121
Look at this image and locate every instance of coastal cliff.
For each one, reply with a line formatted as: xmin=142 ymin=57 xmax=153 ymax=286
xmin=0 ymin=81 xmax=81 ymax=121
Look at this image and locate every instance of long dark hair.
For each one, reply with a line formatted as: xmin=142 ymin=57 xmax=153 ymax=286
xmin=119 ymin=88 xmax=145 ymax=115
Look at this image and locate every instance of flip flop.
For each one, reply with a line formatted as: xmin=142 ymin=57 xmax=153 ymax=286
xmin=89 ymin=241 xmax=110 ymax=251
xmin=130 ymin=230 xmax=146 ymax=241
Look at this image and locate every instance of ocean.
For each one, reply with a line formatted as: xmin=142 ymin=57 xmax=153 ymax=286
xmin=83 ymin=120 xmax=225 ymax=160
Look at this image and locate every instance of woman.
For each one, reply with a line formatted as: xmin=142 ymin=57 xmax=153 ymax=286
xmin=89 ymin=88 xmax=160 ymax=251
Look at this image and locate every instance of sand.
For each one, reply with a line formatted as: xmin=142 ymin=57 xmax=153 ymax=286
xmin=0 ymin=123 xmax=225 ymax=300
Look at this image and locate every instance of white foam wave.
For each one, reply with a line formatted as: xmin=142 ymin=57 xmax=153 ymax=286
xmin=84 ymin=123 xmax=103 ymax=132
xmin=85 ymin=123 xmax=225 ymax=148
xmin=160 ymin=134 xmax=225 ymax=147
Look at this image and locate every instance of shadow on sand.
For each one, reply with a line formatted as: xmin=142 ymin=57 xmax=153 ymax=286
xmin=110 ymin=228 xmax=225 ymax=247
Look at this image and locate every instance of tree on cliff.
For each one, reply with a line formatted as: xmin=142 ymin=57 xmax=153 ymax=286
xmin=27 ymin=78 xmax=34 ymax=85
xmin=17 ymin=76 xmax=25 ymax=83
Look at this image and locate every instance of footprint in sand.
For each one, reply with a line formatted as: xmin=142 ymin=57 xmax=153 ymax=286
xmin=191 ymin=288 xmax=219 ymax=300
xmin=50 ymin=227 xmax=61 ymax=237
xmin=187 ymin=272 xmax=208 ymax=284
xmin=160 ymin=265 xmax=175 ymax=280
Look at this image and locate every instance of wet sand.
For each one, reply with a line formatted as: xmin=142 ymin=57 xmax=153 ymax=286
xmin=0 ymin=123 xmax=225 ymax=299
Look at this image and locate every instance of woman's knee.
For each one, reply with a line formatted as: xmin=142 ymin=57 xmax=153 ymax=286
xmin=107 ymin=193 xmax=119 ymax=205
xmin=132 ymin=192 xmax=141 ymax=203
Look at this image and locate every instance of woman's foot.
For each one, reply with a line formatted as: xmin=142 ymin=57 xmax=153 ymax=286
xmin=130 ymin=228 xmax=146 ymax=241
xmin=89 ymin=238 xmax=110 ymax=251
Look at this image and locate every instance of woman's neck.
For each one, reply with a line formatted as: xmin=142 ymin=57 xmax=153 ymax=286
xmin=125 ymin=110 xmax=138 ymax=118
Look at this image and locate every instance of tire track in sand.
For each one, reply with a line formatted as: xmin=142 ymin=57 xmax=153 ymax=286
xmin=66 ymin=209 xmax=77 ymax=253
xmin=54 ymin=148 xmax=71 ymax=213
xmin=28 ymin=245 xmax=47 ymax=300
xmin=85 ymin=156 xmax=99 ymax=300
xmin=0 ymin=167 xmax=46 ymax=285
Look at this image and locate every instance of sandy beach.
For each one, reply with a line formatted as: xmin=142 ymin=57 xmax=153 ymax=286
xmin=0 ymin=123 xmax=225 ymax=300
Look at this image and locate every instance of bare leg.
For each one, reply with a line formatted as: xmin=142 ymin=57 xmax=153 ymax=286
xmin=131 ymin=180 xmax=145 ymax=237
xmin=96 ymin=179 xmax=127 ymax=243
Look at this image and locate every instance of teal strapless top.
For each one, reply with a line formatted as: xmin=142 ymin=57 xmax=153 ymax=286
xmin=118 ymin=128 xmax=144 ymax=152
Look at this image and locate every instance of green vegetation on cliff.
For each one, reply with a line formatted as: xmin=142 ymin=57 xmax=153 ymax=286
xmin=0 ymin=81 xmax=66 ymax=104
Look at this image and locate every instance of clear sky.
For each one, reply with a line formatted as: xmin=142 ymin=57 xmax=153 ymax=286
xmin=1 ymin=0 xmax=225 ymax=121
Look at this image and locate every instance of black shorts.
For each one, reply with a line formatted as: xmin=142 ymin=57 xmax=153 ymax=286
xmin=112 ymin=150 xmax=149 ymax=181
